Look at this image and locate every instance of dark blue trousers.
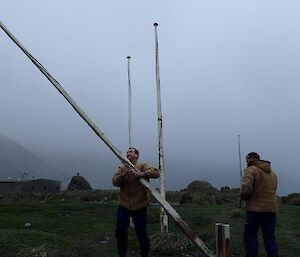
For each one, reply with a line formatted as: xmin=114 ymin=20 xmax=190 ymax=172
xmin=115 ymin=206 xmax=149 ymax=257
xmin=244 ymin=211 xmax=278 ymax=257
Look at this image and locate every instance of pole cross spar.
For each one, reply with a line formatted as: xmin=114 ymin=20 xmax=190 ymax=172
xmin=0 ymin=21 xmax=215 ymax=257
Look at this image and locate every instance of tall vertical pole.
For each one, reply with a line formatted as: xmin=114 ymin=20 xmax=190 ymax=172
xmin=127 ymin=56 xmax=132 ymax=147
xmin=154 ymin=22 xmax=168 ymax=233
xmin=127 ymin=56 xmax=135 ymax=228
xmin=238 ymin=135 xmax=242 ymax=180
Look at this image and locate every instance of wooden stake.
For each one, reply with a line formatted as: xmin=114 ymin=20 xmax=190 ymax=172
xmin=215 ymin=223 xmax=231 ymax=257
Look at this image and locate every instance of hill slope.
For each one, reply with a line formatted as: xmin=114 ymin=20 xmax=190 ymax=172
xmin=0 ymin=134 xmax=65 ymax=181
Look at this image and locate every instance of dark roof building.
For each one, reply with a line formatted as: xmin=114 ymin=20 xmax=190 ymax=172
xmin=0 ymin=179 xmax=61 ymax=193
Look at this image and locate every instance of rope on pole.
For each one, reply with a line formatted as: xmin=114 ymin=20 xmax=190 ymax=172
xmin=0 ymin=21 xmax=216 ymax=257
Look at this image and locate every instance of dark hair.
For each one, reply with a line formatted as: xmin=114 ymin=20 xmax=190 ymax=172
xmin=246 ymin=152 xmax=260 ymax=160
xmin=129 ymin=147 xmax=139 ymax=157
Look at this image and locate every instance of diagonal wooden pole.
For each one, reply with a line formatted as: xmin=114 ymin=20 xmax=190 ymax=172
xmin=0 ymin=21 xmax=215 ymax=257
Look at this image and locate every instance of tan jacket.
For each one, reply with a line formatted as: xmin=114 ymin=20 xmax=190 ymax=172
xmin=112 ymin=162 xmax=159 ymax=210
xmin=240 ymin=160 xmax=278 ymax=212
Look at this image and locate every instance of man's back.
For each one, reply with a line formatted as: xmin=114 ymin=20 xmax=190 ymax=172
xmin=240 ymin=152 xmax=279 ymax=257
xmin=240 ymin=160 xmax=278 ymax=212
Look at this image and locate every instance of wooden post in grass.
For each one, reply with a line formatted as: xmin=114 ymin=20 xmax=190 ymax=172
xmin=215 ymin=223 xmax=231 ymax=257
xmin=0 ymin=21 xmax=216 ymax=257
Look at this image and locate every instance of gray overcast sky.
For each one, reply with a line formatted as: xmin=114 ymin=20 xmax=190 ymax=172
xmin=1 ymin=1 xmax=300 ymax=195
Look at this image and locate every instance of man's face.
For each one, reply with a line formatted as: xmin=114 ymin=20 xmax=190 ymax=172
xmin=127 ymin=148 xmax=138 ymax=161
xmin=246 ymin=156 xmax=254 ymax=167
xmin=246 ymin=156 xmax=250 ymax=164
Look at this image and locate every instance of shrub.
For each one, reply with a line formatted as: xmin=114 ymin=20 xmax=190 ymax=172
xmin=289 ymin=196 xmax=300 ymax=206
xmin=16 ymin=245 xmax=47 ymax=257
xmin=180 ymin=192 xmax=194 ymax=204
xmin=282 ymin=193 xmax=300 ymax=205
xmin=67 ymin=175 xmax=92 ymax=191
xmin=80 ymin=191 xmax=99 ymax=202
xmin=150 ymin=232 xmax=193 ymax=254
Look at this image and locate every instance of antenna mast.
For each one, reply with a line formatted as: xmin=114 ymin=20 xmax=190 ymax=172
xmin=238 ymin=135 xmax=242 ymax=180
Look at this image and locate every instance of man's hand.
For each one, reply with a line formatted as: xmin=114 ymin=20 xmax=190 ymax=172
xmin=121 ymin=169 xmax=129 ymax=178
xmin=122 ymin=164 xmax=145 ymax=178
xmin=132 ymin=169 xmax=145 ymax=178
xmin=239 ymin=199 xmax=246 ymax=209
xmin=121 ymin=164 xmax=132 ymax=178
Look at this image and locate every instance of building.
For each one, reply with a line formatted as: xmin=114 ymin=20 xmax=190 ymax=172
xmin=0 ymin=179 xmax=61 ymax=193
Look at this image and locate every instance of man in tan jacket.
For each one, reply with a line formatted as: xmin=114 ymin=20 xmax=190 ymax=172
xmin=112 ymin=147 xmax=159 ymax=257
xmin=240 ymin=152 xmax=278 ymax=257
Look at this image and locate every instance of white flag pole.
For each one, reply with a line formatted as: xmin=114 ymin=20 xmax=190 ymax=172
xmin=127 ymin=56 xmax=132 ymax=147
xmin=154 ymin=22 xmax=168 ymax=233
xmin=127 ymin=55 xmax=134 ymax=228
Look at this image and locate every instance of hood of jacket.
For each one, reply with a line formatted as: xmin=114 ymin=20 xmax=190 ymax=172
xmin=252 ymin=160 xmax=272 ymax=173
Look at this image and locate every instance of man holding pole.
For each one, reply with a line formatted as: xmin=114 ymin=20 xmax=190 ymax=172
xmin=240 ymin=152 xmax=279 ymax=257
xmin=112 ymin=147 xmax=159 ymax=257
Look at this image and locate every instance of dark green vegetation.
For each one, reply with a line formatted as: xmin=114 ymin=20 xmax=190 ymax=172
xmin=67 ymin=175 xmax=92 ymax=191
xmin=0 ymin=189 xmax=299 ymax=257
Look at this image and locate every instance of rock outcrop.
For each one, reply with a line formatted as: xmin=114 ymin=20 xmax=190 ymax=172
xmin=67 ymin=173 xmax=92 ymax=191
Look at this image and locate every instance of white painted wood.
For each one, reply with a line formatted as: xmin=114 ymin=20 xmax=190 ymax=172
xmin=127 ymin=56 xmax=132 ymax=147
xmin=215 ymin=223 xmax=231 ymax=257
xmin=154 ymin=22 xmax=169 ymax=234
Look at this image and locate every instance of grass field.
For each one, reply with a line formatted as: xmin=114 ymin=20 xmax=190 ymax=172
xmin=0 ymin=190 xmax=299 ymax=257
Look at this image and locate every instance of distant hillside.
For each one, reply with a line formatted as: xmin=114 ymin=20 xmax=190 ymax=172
xmin=0 ymin=135 xmax=66 ymax=181
xmin=179 ymin=180 xmax=239 ymax=205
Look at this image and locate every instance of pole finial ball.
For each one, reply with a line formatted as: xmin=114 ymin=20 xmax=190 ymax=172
xmin=153 ymin=23 xmax=158 ymax=27
xmin=127 ymin=56 xmax=131 ymax=59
